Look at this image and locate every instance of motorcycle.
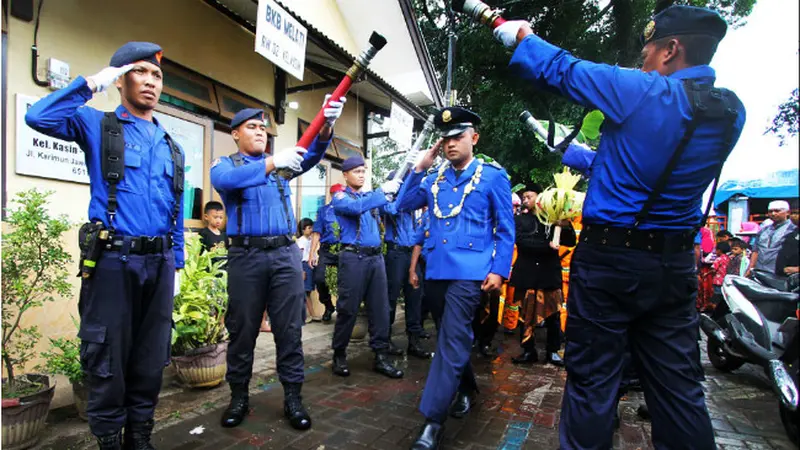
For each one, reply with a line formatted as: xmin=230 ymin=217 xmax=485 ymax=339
xmin=699 ymin=273 xmax=798 ymax=444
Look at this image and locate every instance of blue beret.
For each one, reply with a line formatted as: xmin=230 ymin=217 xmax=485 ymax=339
xmin=640 ymin=5 xmax=727 ymax=47
xmin=434 ymin=107 xmax=482 ymax=138
xmin=109 ymin=42 xmax=163 ymax=68
xmin=342 ymin=156 xmax=365 ymax=172
xmin=231 ymin=108 xmax=265 ymax=129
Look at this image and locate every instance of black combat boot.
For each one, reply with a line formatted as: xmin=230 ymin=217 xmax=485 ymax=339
xmin=332 ymin=350 xmax=350 ymax=377
xmin=96 ymin=431 xmax=122 ymax=450
xmin=123 ymin=419 xmax=155 ymax=450
xmin=410 ymin=420 xmax=444 ymax=450
xmin=449 ymin=391 xmax=477 ymax=419
xmin=283 ymin=382 xmax=312 ymax=430
xmin=322 ymin=307 xmax=335 ymax=322
xmin=220 ymin=383 xmax=249 ymax=428
xmin=512 ymin=351 xmax=538 ymax=365
xmin=374 ymin=352 xmax=404 ymax=378
xmin=407 ymin=334 xmax=432 ymax=359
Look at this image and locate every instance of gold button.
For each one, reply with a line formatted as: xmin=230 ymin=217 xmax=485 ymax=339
xmin=468 ymin=243 xmax=473 ymax=247
xmin=452 ymin=187 xmax=458 ymax=192
xmin=443 ymin=239 xmax=448 ymax=244
xmin=445 ymin=221 xmax=450 ymax=226
xmin=448 ymin=204 xmax=454 ymax=208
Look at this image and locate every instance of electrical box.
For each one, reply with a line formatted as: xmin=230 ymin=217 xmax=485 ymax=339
xmin=47 ymin=58 xmax=71 ymax=90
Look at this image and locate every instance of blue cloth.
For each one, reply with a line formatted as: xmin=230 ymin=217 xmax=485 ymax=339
xmin=230 ymin=108 xmax=265 ymax=129
xmin=313 ymin=203 xmax=339 ymax=244
xmin=559 ymin=243 xmax=714 ymax=448
xmin=414 ymin=210 xmax=429 ymax=247
xmin=561 ymin=144 xmax=596 ymax=177
xmin=109 ymin=41 xmax=162 ymax=67
xmin=332 ymin=187 xmax=388 ymax=247
xmin=396 ymin=159 xmax=515 ymax=280
xmin=303 ymin=261 xmax=314 ymax=292
xmin=25 ymin=76 xmax=186 ymax=268
xmin=210 ymin=137 xmax=330 ymax=237
xmin=713 ymin=169 xmax=798 ymax=211
xmin=332 ymin=252 xmax=390 ymax=352
xmin=77 ymin=247 xmax=175 ymax=435
xmin=509 ymin=35 xmax=746 ymax=230
xmin=382 ymin=203 xmax=419 ymax=247
xmin=341 ymin=155 xmax=365 ymax=172
xmin=419 ymin=280 xmax=482 ymax=422
xmin=225 ymin=245 xmax=305 ymax=385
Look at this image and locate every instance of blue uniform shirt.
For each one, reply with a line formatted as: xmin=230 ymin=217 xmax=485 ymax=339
xmin=210 ymin=137 xmax=330 ymax=237
xmin=24 ymin=76 xmax=186 ymax=268
xmin=313 ymin=203 xmax=339 ymax=244
xmin=510 ymin=34 xmax=746 ymax=230
xmin=382 ymin=202 xmax=419 ymax=247
xmin=333 ymin=187 xmax=388 ymax=247
xmin=396 ymin=158 xmax=515 ymax=281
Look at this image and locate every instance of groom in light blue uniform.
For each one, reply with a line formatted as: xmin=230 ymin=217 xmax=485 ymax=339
xmin=396 ymin=107 xmax=514 ymax=450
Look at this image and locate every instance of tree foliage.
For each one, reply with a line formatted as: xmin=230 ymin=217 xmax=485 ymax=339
xmin=766 ymin=88 xmax=799 ymax=147
xmin=413 ymin=0 xmax=756 ymax=187
xmin=2 ymin=189 xmax=72 ymax=396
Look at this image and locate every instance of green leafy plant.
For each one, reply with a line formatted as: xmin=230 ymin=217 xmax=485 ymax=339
xmin=2 ymin=189 xmax=72 ymax=398
xmin=325 ymin=265 xmax=339 ymax=299
xmin=171 ymin=234 xmax=228 ymax=356
xmin=38 ymin=336 xmax=83 ymax=385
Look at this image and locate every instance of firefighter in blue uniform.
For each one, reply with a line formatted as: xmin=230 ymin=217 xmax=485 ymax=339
xmin=309 ymin=183 xmax=345 ymax=322
xmin=25 ymin=42 xmax=184 ymax=450
xmin=210 ymin=99 xmax=342 ymax=431
xmin=494 ymin=5 xmax=745 ymax=449
xmin=396 ymin=107 xmax=515 ymax=450
xmin=330 ymin=156 xmax=405 ymax=379
xmin=382 ymin=171 xmax=433 ymax=359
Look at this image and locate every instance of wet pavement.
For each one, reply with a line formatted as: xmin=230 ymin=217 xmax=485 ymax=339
xmin=36 ymin=323 xmax=796 ymax=449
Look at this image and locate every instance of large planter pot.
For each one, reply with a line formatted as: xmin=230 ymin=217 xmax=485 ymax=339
xmin=171 ymin=342 xmax=228 ymax=388
xmin=1 ymin=374 xmax=56 ymax=450
xmin=72 ymin=380 xmax=89 ymax=421
xmin=351 ymin=314 xmax=369 ymax=341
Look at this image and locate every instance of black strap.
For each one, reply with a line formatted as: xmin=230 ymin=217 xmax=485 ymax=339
xmin=547 ymin=108 xmax=589 ymax=152
xmin=349 ymin=190 xmax=381 ymax=244
xmin=101 ymin=112 xmax=184 ymax=232
xmin=229 ymin=152 xmax=294 ymax=236
xmin=634 ymin=79 xmax=740 ymax=229
xmin=229 ymin=152 xmax=245 ymax=236
xmin=101 ymin=113 xmax=125 ymax=232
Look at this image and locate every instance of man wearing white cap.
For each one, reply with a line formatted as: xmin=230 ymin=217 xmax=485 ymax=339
xmin=747 ymin=200 xmax=797 ymax=276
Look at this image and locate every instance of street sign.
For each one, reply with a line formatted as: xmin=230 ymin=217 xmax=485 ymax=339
xmin=255 ymin=0 xmax=308 ymax=81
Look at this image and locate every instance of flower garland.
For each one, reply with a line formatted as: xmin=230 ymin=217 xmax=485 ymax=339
xmin=430 ymin=159 xmax=484 ymax=219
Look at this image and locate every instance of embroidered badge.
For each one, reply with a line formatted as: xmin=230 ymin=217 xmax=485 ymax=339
xmin=643 ymin=20 xmax=656 ymax=42
xmin=442 ymin=110 xmax=452 ymax=123
xmin=335 ymin=192 xmax=346 ymax=200
xmin=211 ymin=158 xmax=222 ymax=168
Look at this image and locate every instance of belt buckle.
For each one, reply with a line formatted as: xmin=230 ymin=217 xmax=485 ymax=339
xmin=146 ymin=236 xmax=157 ymax=253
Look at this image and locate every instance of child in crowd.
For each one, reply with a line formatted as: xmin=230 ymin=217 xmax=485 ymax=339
xmin=727 ymin=238 xmax=750 ymax=277
xmin=711 ymin=241 xmax=731 ymax=306
xmin=296 ymin=218 xmax=316 ymax=324
xmin=198 ymin=201 xmax=227 ymax=253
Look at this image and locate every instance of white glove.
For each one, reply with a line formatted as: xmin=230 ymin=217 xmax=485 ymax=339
xmin=381 ymin=179 xmax=402 ymax=196
xmin=272 ymin=146 xmax=307 ymax=173
xmin=174 ymin=271 xmax=181 ymax=297
xmin=493 ymin=20 xmax=529 ymax=49
xmin=323 ymin=94 xmax=347 ymax=126
xmin=87 ymin=64 xmax=135 ymax=93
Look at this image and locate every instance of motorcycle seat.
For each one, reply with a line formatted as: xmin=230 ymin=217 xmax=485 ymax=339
xmin=730 ymin=277 xmax=799 ymax=304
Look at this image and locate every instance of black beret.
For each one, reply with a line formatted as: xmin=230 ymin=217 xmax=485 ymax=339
xmin=641 ymin=5 xmax=727 ymax=47
xmin=231 ymin=108 xmax=265 ymax=129
xmin=434 ymin=106 xmax=481 ymax=138
xmin=342 ymin=156 xmax=365 ymax=172
xmin=109 ymin=42 xmax=163 ymax=68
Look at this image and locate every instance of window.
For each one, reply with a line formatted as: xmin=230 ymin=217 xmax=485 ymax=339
xmin=153 ymin=104 xmax=213 ymax=228
xmin=297 ymin=163 xmax=329 ymax=222
xmin=161 ymin=60 xmax=220 ymax=113
xmin=216 ymin=85 xmax=279 ymax=136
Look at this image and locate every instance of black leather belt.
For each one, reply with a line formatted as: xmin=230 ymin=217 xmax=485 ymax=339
xmin=581 ymin=224 xmax=694 ymax=254
xmin=108 ymin=235 xmax=172 ymax=254
xmin=320 ymin=242 xmax=336 ymax=252
xmin=229 ymin=234 xmax=293 ymax=250
xmin=342 ymin=245 xmax=382 ymax=256
xmin=386 ymin=242 xmax=413 ymax=253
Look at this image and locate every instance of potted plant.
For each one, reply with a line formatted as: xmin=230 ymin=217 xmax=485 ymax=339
xmin=2 ymin=189 xmax=71 ymax=449
xmin=170 ymin=234 xmax=229 ymax=388
xmin=38 ymin=318 xmax=88 ymax=421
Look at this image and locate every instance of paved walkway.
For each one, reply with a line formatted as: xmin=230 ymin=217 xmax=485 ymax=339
xmin=36 ymin=325 xmax=795 ymax=449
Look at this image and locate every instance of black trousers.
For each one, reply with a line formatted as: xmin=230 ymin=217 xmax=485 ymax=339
xmin=472 ymin=290 xmax=500 ymax=347
xmin=225 ymin=244 xmax=305 ymax=386
xmin=332 ymin=252 xmax=390 ymax=353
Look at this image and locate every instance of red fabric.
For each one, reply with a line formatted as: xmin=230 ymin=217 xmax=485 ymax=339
xmin=712 ymin=254 xmax=730 ymax=286
xmin=697 ymin=264 xmax=715 ymax=311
